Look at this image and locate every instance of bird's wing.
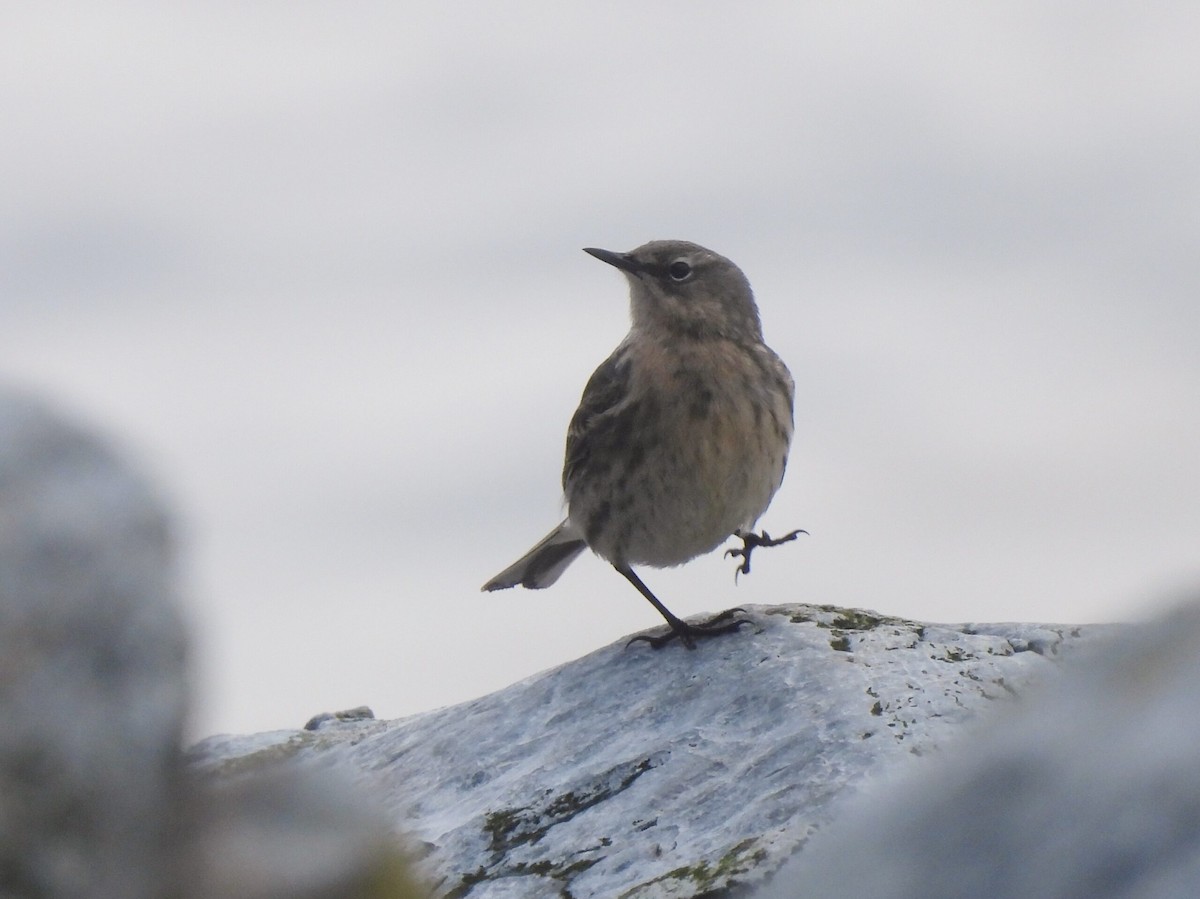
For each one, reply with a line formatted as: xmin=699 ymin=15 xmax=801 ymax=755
xmin=562 ymin=345 xmax=633 ymax=492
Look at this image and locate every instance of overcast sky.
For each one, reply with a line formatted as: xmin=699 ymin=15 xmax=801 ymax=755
xmin=4 ymin=3 xmax=1198 ymax=738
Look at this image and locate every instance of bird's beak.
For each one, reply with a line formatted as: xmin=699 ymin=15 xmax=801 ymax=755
xmin=583 ymin=247 xmax=642 ymax=274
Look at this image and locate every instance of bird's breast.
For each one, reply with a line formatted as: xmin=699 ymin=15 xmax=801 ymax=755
xmin=568 ymin=337 xmax=793 ymax=568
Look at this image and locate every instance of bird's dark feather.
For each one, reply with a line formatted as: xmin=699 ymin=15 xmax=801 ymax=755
xmin=562 ymin=348 xmax=633 ymax=491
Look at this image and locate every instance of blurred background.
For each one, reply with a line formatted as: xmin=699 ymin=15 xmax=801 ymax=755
xmin=3 ymin=3 xmax=1198 ymax=739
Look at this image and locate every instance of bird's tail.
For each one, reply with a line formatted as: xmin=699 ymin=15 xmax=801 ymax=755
xmin=482 ymin=520 xmax=588 ymax=591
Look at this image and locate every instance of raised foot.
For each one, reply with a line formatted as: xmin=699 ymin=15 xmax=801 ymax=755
xmin=627 ymin=608 xmax=751 ymax=651
xmin=725 ymin=528 xmax=807 ymax=579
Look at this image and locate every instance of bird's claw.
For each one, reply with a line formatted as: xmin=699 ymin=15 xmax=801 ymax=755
xmin=726 ymin=528 xmax=806 ymax=580
xmin=626 ymin=608 xmax=750 ymax=651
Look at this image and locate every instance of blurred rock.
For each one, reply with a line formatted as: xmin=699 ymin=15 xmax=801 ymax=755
xmin=0 ymin=389 xmax=426 ymax=899
xmin=0 ymin=390 xmax=186 ymax=898
xmin=185 ymin=762 xmax=424 ymax=899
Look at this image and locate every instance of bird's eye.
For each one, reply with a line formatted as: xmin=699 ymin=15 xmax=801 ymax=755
xmin=668 ymin=260 xmax=692 ymax=281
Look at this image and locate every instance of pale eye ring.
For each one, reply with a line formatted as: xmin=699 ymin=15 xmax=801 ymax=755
xmin=668 ymin=260 xmax=692 ymax=281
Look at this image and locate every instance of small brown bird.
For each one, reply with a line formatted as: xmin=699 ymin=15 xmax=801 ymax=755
xmin=483 ymin=240 xmax=800 ymax=648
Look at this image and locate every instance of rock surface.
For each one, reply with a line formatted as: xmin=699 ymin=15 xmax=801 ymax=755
xmin=193 ymin=605 xmax=1105 ymax=898
xmin=757 ymin=598 xmax=1200 ymax=899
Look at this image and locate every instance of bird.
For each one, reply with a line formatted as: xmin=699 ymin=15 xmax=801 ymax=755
xmin=482 ymin=240 xmax=801 ymax=648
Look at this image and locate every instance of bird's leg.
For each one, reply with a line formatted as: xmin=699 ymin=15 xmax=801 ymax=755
xmin=615 ymin=564 xmax=750 ymax=650
xmin=725 ymin=528 xmax=806 ymax=579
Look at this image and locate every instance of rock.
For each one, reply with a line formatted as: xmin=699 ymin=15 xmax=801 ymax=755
xmin=193 ymin=604 xmax=1105 ymax=897
xmin=0 ymin=389 xmax=426 ymax=899
xmin=0 ymin=391 xmax=187 ymax=899
xmin=756 ymin=598 xmax=1200 ymax=899
xmin=185 ymin=761 xmax=424 ymax=899
xmin=306 ymin=706 xmax=378 ymax=731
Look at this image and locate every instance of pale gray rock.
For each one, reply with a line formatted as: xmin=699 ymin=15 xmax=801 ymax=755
xmin=0 ymin=391 xmax=187 ymax=898
xmin=194 ymin=605 xmax=1105 ymax=898
xmin=756 ymin=599 xmax=1200 ymax=899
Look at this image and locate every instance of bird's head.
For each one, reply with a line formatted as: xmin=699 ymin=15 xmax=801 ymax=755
xmin=584 ymin=240 xmax=763 ymax=342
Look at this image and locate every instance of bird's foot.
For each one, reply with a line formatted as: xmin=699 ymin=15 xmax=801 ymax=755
xmin=627 ymin=607 xmax=751 ymax=651
xmin=725 ymin=528 xmax=806 ymax=580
